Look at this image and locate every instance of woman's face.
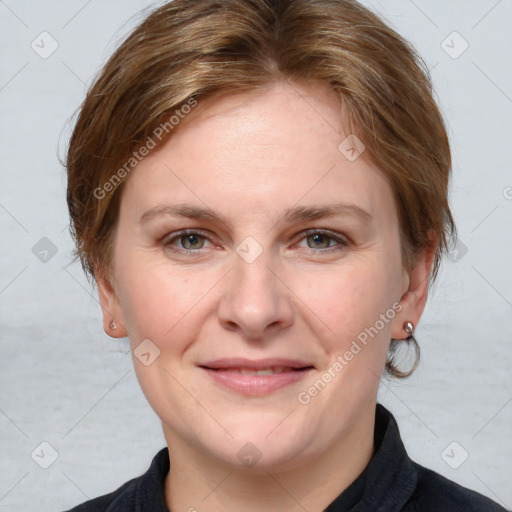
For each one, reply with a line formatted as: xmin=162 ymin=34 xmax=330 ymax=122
xmin=99 ymin=81 xmax=427 ymax=471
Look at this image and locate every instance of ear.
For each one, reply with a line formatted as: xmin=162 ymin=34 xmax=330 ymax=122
xmin=391 ymin=235 xmax=436 ymax=340
xmin=96 ymin=269 xmax=128 ymax=338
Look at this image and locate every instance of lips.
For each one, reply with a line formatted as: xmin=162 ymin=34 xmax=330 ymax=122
xmin=198 ymin=358 xmax=315 ymax=396
xmin=199 ymin=357 xmax=314 ymax=372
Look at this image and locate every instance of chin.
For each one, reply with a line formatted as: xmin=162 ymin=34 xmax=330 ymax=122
xmin=197 ymin=417 xmax=318 ymax=473
xmin=215 ymin=441 xmax=313 ymax=474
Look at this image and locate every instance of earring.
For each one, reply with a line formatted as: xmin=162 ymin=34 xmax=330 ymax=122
xmin=403 ymin=321 xmax=414 ymax=336
xmin=109 ymin=320 xmax=118 ymax=331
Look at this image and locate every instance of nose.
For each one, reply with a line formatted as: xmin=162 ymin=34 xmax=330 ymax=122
xmin=217 ymin=252 xmax=294 ymax=340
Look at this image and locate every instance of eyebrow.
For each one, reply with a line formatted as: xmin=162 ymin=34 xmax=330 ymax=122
xmin=139 ymin=202 xmax=372 ymax=229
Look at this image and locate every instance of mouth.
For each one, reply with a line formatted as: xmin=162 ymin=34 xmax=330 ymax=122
xmin=203 ymin=366 xmax=311 ymax=375
xmin=198 ymin=358 xmax=315 ymax=396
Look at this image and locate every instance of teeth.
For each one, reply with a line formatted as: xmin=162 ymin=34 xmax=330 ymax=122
xmin=207 ymin=365 xmax=310 ymax=374
xmin=237 ymin=367 xmax=286 ymax=375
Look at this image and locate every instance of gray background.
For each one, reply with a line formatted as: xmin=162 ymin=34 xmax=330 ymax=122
xmin=1 ymin=0 xmax=511 ymax=510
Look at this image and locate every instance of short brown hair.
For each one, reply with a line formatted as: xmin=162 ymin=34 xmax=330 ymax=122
xmin=64 ymin=0 xmax=455 ymax=377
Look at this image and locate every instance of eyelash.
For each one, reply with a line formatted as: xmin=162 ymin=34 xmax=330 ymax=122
xmin=161 ymin=229 xmax=349 ymax=256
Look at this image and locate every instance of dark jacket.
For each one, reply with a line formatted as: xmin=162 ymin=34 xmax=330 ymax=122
xmin=64 ymin=404 xmax=509 ymax=511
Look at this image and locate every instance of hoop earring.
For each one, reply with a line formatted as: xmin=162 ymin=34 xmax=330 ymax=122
xmin=386 ymin=321 xmax=419 ymax=378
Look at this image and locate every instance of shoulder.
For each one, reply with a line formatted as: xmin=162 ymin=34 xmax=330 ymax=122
xmin=407 ymin=462 xmax=509 ymax=512
xmin=371 ymin=404 xmax=508 ymax=511
xmin=62 ymin=477 xmax=139 ymax=511
xmin=62 ymin=447 xmax=170 ymax=512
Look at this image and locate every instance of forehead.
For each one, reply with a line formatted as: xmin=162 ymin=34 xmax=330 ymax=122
xmin=120 ymin=81 xmax=395 ymax=224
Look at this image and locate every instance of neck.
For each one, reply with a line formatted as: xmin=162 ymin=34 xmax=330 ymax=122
xmin=164 ymin=403 xmax=376 ymax=512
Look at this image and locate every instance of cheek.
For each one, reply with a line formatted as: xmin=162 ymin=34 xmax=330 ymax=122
xmin=302 ymin=260 xmax=399 ymax=336
xmin=290 ymin=258 xmax=401 ymax=399
xmin=115 ymin=249 xmax=200 ymax=344
xmin=114 ymin=257 xmax=210 ymax=416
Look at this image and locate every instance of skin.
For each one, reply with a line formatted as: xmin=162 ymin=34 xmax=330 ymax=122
xmin=97 ymin=80 xmax=434 ymax=512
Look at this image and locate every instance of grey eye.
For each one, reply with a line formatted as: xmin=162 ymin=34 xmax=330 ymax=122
xmin=306 ymin=233 xmax=333 ymax=249
xmin=180 ymin=234 xmax=205 ymax=249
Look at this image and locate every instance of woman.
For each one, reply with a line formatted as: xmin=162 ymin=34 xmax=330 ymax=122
xmin=63 ymin=0 xmax=507 ymax=510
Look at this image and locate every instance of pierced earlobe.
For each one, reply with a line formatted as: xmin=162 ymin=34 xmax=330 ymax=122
xmin=109 ymin=320 xmax=118 ymax=331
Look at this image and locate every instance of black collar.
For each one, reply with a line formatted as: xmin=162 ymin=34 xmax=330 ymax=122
xmin=326 ymin=403 xmax=418 ymax=510
xmin=131 ymin=403 xmax=418 ymax=512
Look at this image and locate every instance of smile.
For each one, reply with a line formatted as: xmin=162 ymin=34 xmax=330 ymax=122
xmin=218 ymin=367 xmax=304 ymax=376
xmin=198 ymin=358 xmax=314 ymax=396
